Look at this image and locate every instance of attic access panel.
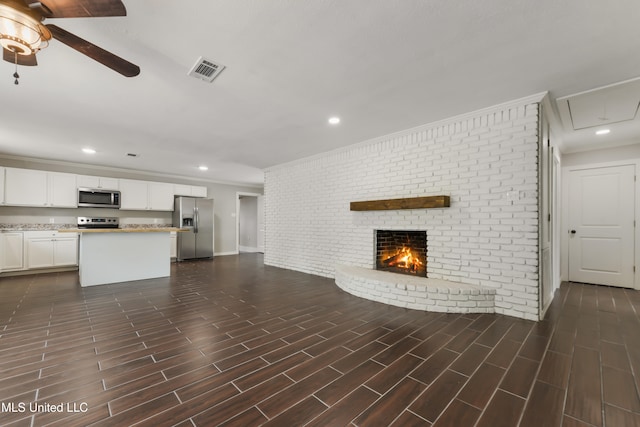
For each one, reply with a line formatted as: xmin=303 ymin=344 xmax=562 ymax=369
xmin=557 ymin=78 xmax=640 ymax=130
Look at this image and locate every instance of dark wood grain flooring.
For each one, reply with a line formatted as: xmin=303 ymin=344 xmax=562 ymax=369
xmin=0 ymin=254 xmax=639 ymax=426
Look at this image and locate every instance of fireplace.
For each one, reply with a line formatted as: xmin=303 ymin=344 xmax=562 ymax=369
xmin=375 ymin=230 xmax=427 ymax=277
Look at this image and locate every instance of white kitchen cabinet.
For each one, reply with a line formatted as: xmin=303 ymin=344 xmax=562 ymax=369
xmin=77 ymin=175 xmax=119 ymax=190
xmin=4 ymin=168 xmax=76 ymax=208
xmin=119 ymin=179 xmax=149 ymax=210
xmin=170 ymin=232 xmax=177 ymax=259
xmin=173 ymin=184 xmax=192 ymax=196
xmin=192 ymin=186 xmax=207 ymax=197
xmin=148 ymin=182 xmax=174 ymax=210
xmin=25 ymin=231 xmax=78 ymax=269
xmin=48 ymin=172 xmax=78 ymax=207
xmin=5 ymin=168 xmax=48 ymax=206
xmin=174 ymin=184 xmax=207 ymax=198
xmin=1 ymin=232 xmax=24 ymax=271
xmin=120 ymin=179 xmax=174 ymax=211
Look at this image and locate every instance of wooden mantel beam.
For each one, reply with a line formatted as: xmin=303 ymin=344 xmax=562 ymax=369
xmin=350 ymin=195 xmax=450 ymax=211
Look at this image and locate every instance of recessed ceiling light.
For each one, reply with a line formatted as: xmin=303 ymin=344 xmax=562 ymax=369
xmin=596 ymin=129 xmax=610 ymax=135
xmin=199 ymin=165 xmax=209 ymax=171
xmin=82 ymin=148 xmax=96 ymax=154
xmin=328 ymin=117 xmax=340 ymax=125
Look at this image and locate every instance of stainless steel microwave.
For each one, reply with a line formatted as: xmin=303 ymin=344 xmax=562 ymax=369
xmin=77 ymin=188 xmax=121 ymax=209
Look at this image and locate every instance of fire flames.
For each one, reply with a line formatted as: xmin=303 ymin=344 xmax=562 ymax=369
xmin=382 ymin=246 xmax=424 ymax=273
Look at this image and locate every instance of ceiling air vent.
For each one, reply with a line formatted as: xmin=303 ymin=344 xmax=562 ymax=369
xmin=188 ymin=56 xmax=225 ymax=83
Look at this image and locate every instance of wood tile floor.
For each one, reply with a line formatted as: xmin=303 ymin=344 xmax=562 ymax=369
xmin=0 ymin=254 xmax=639 ymax=426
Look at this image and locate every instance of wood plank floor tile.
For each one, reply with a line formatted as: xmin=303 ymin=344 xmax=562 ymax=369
xmin=314 ymin=359 xmax=385 ymax=406
xmin=234 ymin=352 xmax=311 ymax=391
xmin=443 ymin=328 xmax=481 ymax=353
xmin=565 ymin=345 xmax=603 ymax=426
xmin=409 ymin=347 xmax=459 ymax=385
xmin=537 ymin=350 xmax=572 ymax=389
xmin=305 ymin=386 xmax=379 ymax=427
xmin=499 ymin=356 xmax=540 ymax=398
xmin=133 ymin=383 xmax=240 ymax=427
xmin=330 ymin=341 xmax=388 ymax=374
xmin=285 ymin=346 xmax=352 ymax=382
xmin=604 ymin=404 xmax=640 ymax=427
xmin=262 ymin=396 xmax=328 ymax=427
xmin=409 ymin=332 xmax=453 ymax=359
xmin=475 ymin=389 xmax=526 ymax=427
xmin=216 ymin=407 xmax=268 ymax=427
xmin=389 ymin=411 xmax=432 ymax=427
xmin=257 ymin=366 xmax=340 ymax=418
xmin=519 ymin=333 xmax=551 ymax=361
xmin=193 ymin=374 xmax=294 ymax=425
xmin=449 ymin=343 xmax=491 ymax=376
xmin=519 ymin=381 xmax=566 ymax=427
xmin=602 ymin=365 xmax=640 ymax=412
xmin=409 ymin=369 xmax=468 ymax=422
xmin=601 ymin=341 xmax=632 ymax=371
xmin=485 ymin=338 xmax=522 ymax=368
xmin=365 ymin=353 xmax=424 ymax=394
xmin=432 ymin=398 xmax=481 ymax=427
xmin=456 ymin=362 xmax=505 ymax=409
xmin=371 ymin=335 xmax=421 ymax=366
xmin=354 ymin=377 xmax=427 ymax=426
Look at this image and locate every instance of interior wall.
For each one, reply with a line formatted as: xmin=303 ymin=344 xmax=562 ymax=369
xmin=0 ymin=157 xmax=262 ymax=255
xmin=265 ymin=94 xmax=544 ymax=321
xmin=239 ymin=196 xmax=258 ymax=251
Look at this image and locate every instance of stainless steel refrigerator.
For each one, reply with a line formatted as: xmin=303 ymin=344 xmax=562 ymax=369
xmin=173 ymin=197 xmax=214 ymax=261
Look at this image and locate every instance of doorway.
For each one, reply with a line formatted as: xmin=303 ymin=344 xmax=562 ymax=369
xmin=236 ymin=192 xmax=264 ymax=254
xmin=567 ymin=163 xmax=635 ymax=288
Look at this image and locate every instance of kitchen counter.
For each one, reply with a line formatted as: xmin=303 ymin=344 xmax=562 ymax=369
xmin=1 ymin=224 xmax=176 ymax=231
xmin=60 ymin=227 xmax=185 ymax=233
xmin=1 ymin=224 xmax=76 ymax=231
xmin=72 ymin=228 xmax=180 ymax=287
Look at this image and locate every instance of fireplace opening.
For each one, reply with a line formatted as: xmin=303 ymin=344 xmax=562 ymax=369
xmin=375 ymin=230 xmax=427 ymax=277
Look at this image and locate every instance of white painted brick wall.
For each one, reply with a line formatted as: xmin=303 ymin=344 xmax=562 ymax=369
xmin=264 ymin=95 xmax=543 ymax=321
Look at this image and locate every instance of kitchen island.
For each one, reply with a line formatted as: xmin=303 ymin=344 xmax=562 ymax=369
xmin=59 ymin=228 xmax=184 ymax=287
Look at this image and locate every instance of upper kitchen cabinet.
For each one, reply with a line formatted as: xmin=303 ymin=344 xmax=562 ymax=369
xmin=120 ymin=179 xmax=174 ymax=211
xmin=148 ymin=182 xmax=175 ymax=210
xmin=4 ymin=168 xmax=77 ymax=208
xmin=48 ymin=172 xmax=78 ymax=207
xmin=174 ymin=184 xmax=208 ymax=197
xmin=192 ymin=186 xmax=207 ymax=197
xmin=77 ymin=175 xmax=119 ymax=190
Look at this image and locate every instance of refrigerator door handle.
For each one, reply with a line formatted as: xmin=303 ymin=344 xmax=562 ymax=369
xmin=194 ymin=207 xmax=199 ymax=233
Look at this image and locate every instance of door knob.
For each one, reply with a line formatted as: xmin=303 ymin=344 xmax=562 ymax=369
xmin=570 ymin=230 xmax=576 ymax=234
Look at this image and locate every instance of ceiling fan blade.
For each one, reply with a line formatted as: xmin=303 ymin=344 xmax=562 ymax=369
xmin=25 ymin=0 xmax=126 ymax=18
xmin=47 ymin=24 xmax=140 ymax=77
xmin=2 ymin=49 xmax=38 ymax=66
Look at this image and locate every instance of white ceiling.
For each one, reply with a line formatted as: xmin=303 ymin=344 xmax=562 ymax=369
xmin=1 ymin=0 xmax=640 ymax=186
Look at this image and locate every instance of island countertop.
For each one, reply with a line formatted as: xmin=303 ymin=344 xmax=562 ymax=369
xmin=60 ymin=227 xmax=186 ymax=233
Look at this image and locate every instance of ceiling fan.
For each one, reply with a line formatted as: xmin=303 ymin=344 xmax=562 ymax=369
xmin=0 ymin=0 xmax=140 ymax=80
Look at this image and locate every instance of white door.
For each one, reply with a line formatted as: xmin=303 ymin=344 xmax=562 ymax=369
xmin=568 ymin=164 xmax=635 ymax=287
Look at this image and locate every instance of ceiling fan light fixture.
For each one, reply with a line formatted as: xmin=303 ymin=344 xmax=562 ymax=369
xmin=0 ymin=4 xmax=50 ymax=55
